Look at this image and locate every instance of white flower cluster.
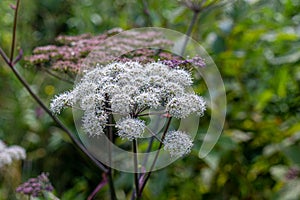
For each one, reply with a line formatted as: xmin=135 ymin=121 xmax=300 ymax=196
xmin=166 ymin=94 xmax=206 ymax=118
xmin=50 ymin=61 xmax=206 ymax=155
xmin=0 ymin=139 xmax=26 ymax=168
xmin=50 ymin=92 xmax=74 ymax=114
xmin=116 ymin=118 xmax=145 ymax=140
xmin=163 ymin=131 xmax=193 ymax=157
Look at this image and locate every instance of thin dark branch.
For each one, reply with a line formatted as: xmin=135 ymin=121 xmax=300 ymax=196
xmin=135 ymin=106 xmax=149 ymax=116
xmin=180 ymin=10 xmax=200 ymax=56
xmin=10 ymin=0 xmax=20 ymax=62
xmin=133 ymin=139 xmax=140 ymax=199
xmin=179 ymin=0 xmax=225 ymax=55
xmin=0 ymin=47 xmax=10 ymax=65
xmin=141 ymin=112 xmax=161 ymax=171
xmin=13 ymin=48 xmax=23 ymax=65
xmin=145 ymin=126 xmax=162 ymax=143
xmin=106 ymin=99 xmax=117 ymax=200
xmin=87 ymin=173 xmax=108 ymax=200
xmin=138 ymin=117 xmax=172 ymax=197
xmin=141 ymin=0 xmax=153 ymax=26
xmin=140 ymin=136 xmax=154 ymax=174
xmin=107 ymin=171 xmax=117 ymax=200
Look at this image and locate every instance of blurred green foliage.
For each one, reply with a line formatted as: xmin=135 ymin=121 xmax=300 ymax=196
xmin=1 ymin=0 xmax=300 ymax=199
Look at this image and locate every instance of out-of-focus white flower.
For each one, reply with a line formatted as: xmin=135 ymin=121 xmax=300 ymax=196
xmin=6 ymin=146 xmax=26 ymax=160
xmin=0 ymin=153 xmax=12 ymax=168
xmin=163 ymin=131 xmax=193 ymax=157
xmin=116 ymin=118 xmax=145 ymax=140
xmin=0 ymin=140 xmax=26 ymax=168
xmin=0 ymin=140 xmax=6 ymax=151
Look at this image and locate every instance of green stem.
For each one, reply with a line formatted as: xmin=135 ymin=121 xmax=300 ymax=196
xmin=10 ymin=0 xmax=20 ymax=62
xmin=141 ymin=0 xmax=153 ymax=26
xmin=180 ymin=10 xmax=200 ymax=56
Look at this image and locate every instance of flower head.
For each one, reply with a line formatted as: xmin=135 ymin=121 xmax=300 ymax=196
xmin=82 ymin=110 xmax=107 ymax=137
xmin=16 ymin=172 xmax=54 ymax=197
xmin=166 ymin=94 xmax=206 ymax=118
xmin=116 ymin=118 xmax=145 ymax=140
xmin=50 ymin=61 xmax=205 ymax=147
xmin=163 ymin=131 xmax=193 ymax=157
xmin=286 ymin=167 xmax=300 ymax=180
xmin=25 ymin=29 xmax=175 ymax=74
xmin=50 ymin=91 xmax=74 ymax=114
xmin=0 ymin=140 xmax=26 ymax=168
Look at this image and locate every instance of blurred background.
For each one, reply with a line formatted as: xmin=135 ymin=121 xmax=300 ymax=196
xmin=1 ymin=0 xmax=300 ymax=199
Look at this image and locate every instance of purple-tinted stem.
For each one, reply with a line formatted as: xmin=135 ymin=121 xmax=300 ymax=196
xmin=133 ymin=139 xmax=140 ymax=199
xmin=105 ymin=98 xmax=117 ymax=200
xmin=13 ymin=48 xmax=23 ymax=65
xmin=0 ymin=47 xmax=10 ymax=64
xmin=10 ymin=0 xmax=20 ymax=62
xmin=87 ymin=174 xmax=108 ymax=200
xmin=138 ymin=117 xmax=172 ymax=198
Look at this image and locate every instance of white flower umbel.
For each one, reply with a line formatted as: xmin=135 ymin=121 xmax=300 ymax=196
xmin=50 ymin=61 xmax=206 ymax=152
xmin=50 ymin=91 xmax=74 ymax=114
xmin=111 ymin=94 xmax=133 ymax=114
xmin=166 ymin=69 xmax=193 ymax=87
xmin=163 ymin=131 xmax=193 ymax=157
xmin=5 ymin=146 xmax=26 ymax=160
xmin=166 ymin=94 xmax=206 ymax=118
xmin=82 ymin=110 xmax=107 ymax=137
xmin=0 ymin=139 xmax=26 ymax=168
xmin=116 ymin=118 xmax=145 ymax=140
xmin=134 ymin=92 xmax=160 ymax=109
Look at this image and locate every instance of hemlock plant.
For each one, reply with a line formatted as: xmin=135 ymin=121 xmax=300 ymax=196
xmin=50 ymin=61 xmax=206 ymax=157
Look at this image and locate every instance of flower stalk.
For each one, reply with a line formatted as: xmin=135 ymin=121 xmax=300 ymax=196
xmin=133 ymin=139 xmax=140 ymax=198
xmin=10 ymin=0 xmax=20 ymax=62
